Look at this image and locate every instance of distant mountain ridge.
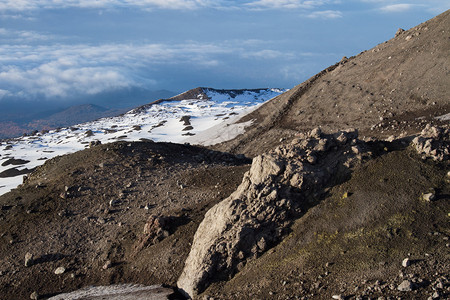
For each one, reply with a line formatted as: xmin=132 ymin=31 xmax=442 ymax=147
xmin=0 ymin=88 xmax=176 ymax=139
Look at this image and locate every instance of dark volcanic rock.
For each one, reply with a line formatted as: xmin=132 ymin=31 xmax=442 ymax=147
xmin=2 ymin=158 xmax=30 ymax=167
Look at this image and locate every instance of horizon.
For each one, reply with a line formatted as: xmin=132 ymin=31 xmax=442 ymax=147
xmin=1 ymin=1 xmax=449 ymax=106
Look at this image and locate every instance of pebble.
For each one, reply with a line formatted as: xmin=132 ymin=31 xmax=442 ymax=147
xmin=109 ymin=199 xmax=120 ymax=207
xmin=422 ymin=192 xmax=436 ymax=202
xmin=402 ymin=258 xmax=411 ymax=267
xmin=351 ymin=146 xmax=360 ymax=154
xmin=397 ymin=280 xmax=415 ymax=291
xmin=103 ymin=260 xmax=112 ymax=270
xmin=54 ymin=266 xmax=66 ymax=275
xmin=332 ymin=295 xmax=344 ymax=300
xmin=430 ymin=291 xmax=440 ymax=299
xmin=25 ymin=252 xmax=33 ymax=267
xmin=435 ymin=279 xmax=444 ymax=289
xmin=30 ymin=291 xmax=39 ymax=300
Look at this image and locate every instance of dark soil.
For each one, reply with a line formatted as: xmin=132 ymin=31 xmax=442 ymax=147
xmin=0 ymin=141 xmax=250 ymax=299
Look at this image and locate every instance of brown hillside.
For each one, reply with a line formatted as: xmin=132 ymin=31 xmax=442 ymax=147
xmin=214 ymin=10 xmax=450 ymax=157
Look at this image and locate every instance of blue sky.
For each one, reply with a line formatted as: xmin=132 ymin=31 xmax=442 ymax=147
xmin=0 ymin=0 xmax=449 ymax=104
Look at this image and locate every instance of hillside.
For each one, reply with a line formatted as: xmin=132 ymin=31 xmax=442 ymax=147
xmin=0 ymin=10 xmax=449 ymax=300
xmin=213 ymin=10 xmax=450 ymax=157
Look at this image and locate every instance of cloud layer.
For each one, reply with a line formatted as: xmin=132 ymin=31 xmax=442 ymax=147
xmin=0 ymin=0 xmax=343 ymax=11
xmin=0 ymin=41 xmax=302 ymax=99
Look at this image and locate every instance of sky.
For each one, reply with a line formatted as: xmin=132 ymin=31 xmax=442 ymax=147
xmin=0 ymin=0 xmax=449 ymax=105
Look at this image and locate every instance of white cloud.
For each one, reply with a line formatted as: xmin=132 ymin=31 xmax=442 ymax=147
xmin=0 ymin=61 xmax=133 ymax=98
xmin=0 ymin=0 xmax=448 ymax=12
xmin=0 ymin=40 xmax=295 ymax=99
xmin=0 ymin=0 xmax=34 ymax=11
xmin=0 ymin=41 xmax=260 ymax=97
xmin=0 ymin=88 xmax=10 ymax=99
xmin=307 ymin=9 xmax=342 ymax=18
xmin=0 ymin=0 xmax=213 ymax=11
xmin=360 ymin=1 xmax=449 ymax=14
xmin=380 ymin=3 xmax=414 ymax=12
xmin=241 ymin=49 xmax=294 ymax=59
xmin=0 ymin=28 xmax=53 ymax=42
xmin=0 ymin=0 xmax=348 ymax=11
xmin=245 ymin=0 xmax=335 ymax=9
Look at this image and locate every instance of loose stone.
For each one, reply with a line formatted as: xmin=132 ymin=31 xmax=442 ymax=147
xmin=397 ymin=280 xmax=416 ymax=291
xmin=54 ymin=266 xmax=66 ymax=275
xmin=24 ymin=252 xmax=33 ymax=267
xmin=30 ymin=291 xmax=39 ymax=300
xmin=402 ymin=258 xmax=411 ymax=267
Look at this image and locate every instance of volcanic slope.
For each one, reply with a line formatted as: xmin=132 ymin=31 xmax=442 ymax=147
xmin=0 ymin=141 xmax=251 ymax=299
xmin=213 ymin=10 xmax=450 ymax=158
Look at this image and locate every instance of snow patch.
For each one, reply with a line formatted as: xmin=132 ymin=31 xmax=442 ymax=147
xmin=48 ymin=284 xmax=172 ymax=299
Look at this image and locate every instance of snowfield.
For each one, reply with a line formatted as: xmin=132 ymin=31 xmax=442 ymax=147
xmin=0 ymin=88 xmax=285 ymax=196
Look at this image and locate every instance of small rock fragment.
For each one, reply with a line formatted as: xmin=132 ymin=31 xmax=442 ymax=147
xmin=435 ymin=279 xmax=444 ymax=289
xmin=310 ymin=127 xmax=322 ymax=138
xmin=30 ymin=291 xmax=39 ymax=300
xmin=89 ymin=140 xmax=101 ymax=147
xmin=422 ymin=193 xmax=436 ymax=202
xmin=395 ymin=28 xmax=405 ymax=37
xmin=24 ymin=252 xmax=33 ymax=267
xmin=431 ymin=291 xmax=440 ymax=299
xmin=351 ymin=146 xmax=360 ymax=154
xmin=109 ymin=199 xmax=120 ymax=207
xmin=402 ymin=258 xmax=411 ymax=267
xmin=397 ymin=280 xmax=416 ymax=291
xmin=54 ymin=266 xmax=66 ymax=275
xmin=103 ymin=260 xmax=112 ymax=270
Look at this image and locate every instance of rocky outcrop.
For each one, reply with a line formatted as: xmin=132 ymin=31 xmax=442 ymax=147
xmin=412 ymin=125 xmax=449 ymax=161
xmin=177 ymin=128 xmax=372 ymax=298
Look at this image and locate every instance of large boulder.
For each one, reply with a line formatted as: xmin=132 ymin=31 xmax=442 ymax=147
xmin=177 ymin=129 xmax=369 ymax=298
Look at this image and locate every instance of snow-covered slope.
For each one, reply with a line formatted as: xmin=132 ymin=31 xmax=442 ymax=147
xmin=0 ymin=88 xmax=286 ymax=196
